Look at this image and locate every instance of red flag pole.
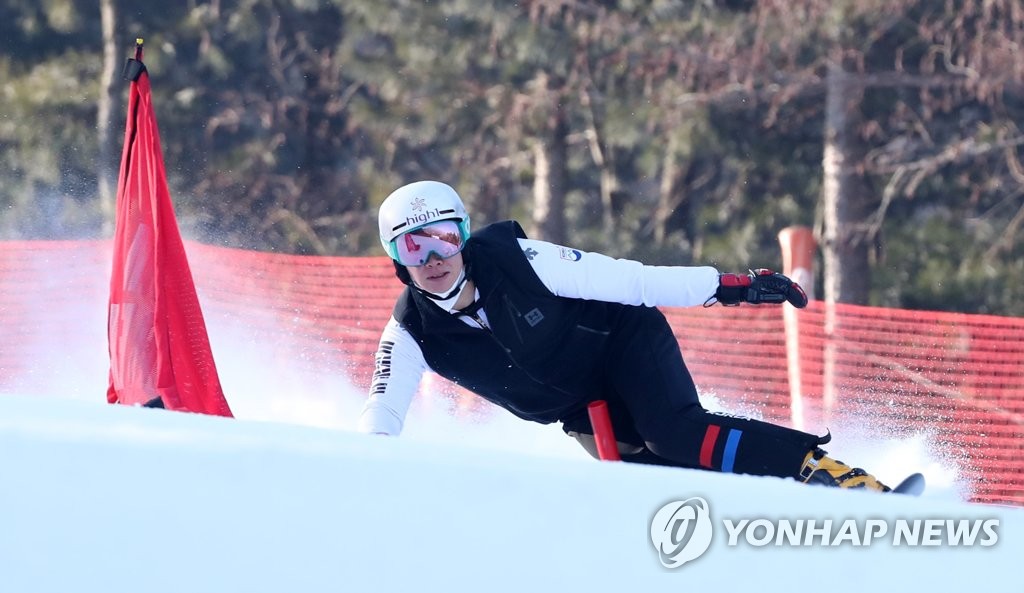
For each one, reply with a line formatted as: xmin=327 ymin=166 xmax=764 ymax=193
xmin=587 ymin=400 xmax=621 ymax=461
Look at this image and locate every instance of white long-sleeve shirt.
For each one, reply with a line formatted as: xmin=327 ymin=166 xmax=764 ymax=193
xmin=357 ymin=238 xmax=720 ymax=435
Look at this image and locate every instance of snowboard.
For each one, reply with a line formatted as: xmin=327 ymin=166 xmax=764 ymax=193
xmin=892 ymin=472 xmax=926 ymax=496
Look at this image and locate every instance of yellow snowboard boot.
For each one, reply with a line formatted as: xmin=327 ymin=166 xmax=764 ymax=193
xmin=798 ymin=448 xmax=891 ymax=492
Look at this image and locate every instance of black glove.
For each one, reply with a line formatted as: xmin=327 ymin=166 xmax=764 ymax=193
xmin=713 ymin=269 xmax=808 ymax=308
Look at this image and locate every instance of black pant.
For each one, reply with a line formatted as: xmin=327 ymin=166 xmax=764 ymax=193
xmin=560 ymin=307 xmax=823 ymax=479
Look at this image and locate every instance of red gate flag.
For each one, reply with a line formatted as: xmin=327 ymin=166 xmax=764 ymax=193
xmin=107 ymin=41 xmax=232 ymax=417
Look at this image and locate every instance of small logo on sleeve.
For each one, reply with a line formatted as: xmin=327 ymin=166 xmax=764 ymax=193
xmin=559 ymin=247 xmax=582 ymax=262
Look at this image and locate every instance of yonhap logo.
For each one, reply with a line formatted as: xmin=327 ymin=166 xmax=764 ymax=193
xmin=649 ymin=495 xmax=1000 ymax=570
xmin=650 ymin=497 xmax=713 ymax=568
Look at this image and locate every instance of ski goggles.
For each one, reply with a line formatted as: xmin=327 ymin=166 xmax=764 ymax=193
xmin=386 ymin=219 xmax=469 ymax=267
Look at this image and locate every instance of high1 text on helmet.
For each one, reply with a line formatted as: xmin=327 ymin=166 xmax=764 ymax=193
xmin=377 ymin=180 xmax=471 ymax=253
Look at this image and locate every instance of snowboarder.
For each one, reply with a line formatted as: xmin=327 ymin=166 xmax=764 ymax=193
xmin=358 ymin=180 xmax=893 ymax=491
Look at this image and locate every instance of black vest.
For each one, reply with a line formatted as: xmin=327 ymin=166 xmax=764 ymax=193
xmin=394 ymin=221 xmax=629 ymax=423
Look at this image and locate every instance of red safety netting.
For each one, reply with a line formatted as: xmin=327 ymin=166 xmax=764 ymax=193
xmin=1 ymin=240 xmax=1021 ymax=505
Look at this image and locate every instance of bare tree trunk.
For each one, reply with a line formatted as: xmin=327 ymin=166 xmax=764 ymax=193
xmin=821 ymin=60 xmax=874 ymax=419
xmin=579 ymin=67 xmax=618 ymax=235
xmin=97 ymin=0 xmax=119 ymax=237
xmin=530 ymin=99 xmax=568 ymax=243
xmin=598 ymin=151 xmax=619 ymax=236
xmin=821 ymin=61 xmax=872 ymax=306
xmin=582 ymin=126 xmax=617 ymax=236
xmin=654 ymin=135 xmax=679 ymax=247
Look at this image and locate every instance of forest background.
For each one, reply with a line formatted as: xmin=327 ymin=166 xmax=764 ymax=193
xmin=2 ymin=0 xmax=1022 ymax=315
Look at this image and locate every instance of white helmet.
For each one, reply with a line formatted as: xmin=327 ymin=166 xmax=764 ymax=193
xmin=377 ymin=180 xmax=471 ymax=252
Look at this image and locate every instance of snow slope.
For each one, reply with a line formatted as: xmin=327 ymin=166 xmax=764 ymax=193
xmin=0 ymin=394 xmax=1019 ymax=593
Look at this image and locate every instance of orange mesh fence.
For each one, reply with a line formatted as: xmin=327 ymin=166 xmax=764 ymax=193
xmin=1 ymin=240 xmax=1021 ymax=505
xmin=663 ymin=305 xmax=1024 ymax=506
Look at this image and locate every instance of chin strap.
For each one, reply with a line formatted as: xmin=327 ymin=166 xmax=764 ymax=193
xmin=416 ymin=268 xmax=469 ymax=302
xmin=406 ymin=243 xmax=474 ymax=307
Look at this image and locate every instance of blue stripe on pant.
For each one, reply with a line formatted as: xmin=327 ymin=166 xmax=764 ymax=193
xmin=721 ymin=429 xmax=743 ymax=473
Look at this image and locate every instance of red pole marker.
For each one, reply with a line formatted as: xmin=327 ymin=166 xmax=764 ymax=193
xmin=588 ymin=400 xmax=621 ymax=461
